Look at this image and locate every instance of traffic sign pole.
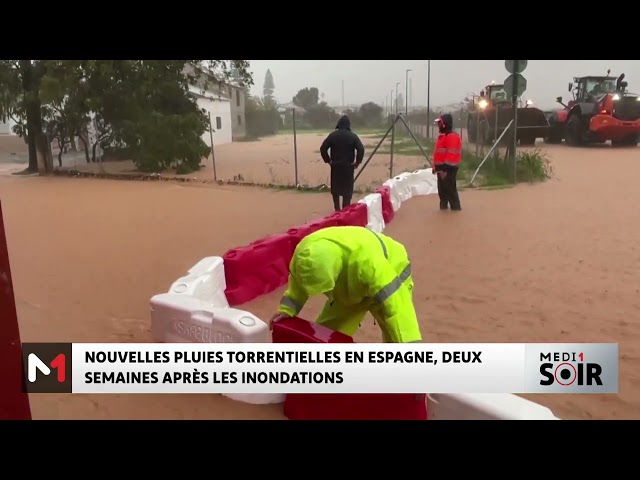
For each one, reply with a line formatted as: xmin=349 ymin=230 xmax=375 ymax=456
xmin=504 ymin=60 xmax=528 ymax=183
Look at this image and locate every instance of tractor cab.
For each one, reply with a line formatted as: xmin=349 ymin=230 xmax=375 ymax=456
xmin=472 ymin=84 xmax=512 ymax=111
xmin=484 ymin=84 xmax=509 ymax=103
xmin=568 ymin=75 xmax=620 ymax=104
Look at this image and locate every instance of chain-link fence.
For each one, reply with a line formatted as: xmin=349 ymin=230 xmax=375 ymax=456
xmin=50 ymin=110 xmax=466 ymax=191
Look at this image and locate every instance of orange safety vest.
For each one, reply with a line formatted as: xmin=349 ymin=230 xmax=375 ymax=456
xmin=433 ymin=132 xmax=462 ymax=168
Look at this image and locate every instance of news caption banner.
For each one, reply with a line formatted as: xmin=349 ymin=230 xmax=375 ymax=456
xmin=21 ymin=342 xmax=618 ymax=395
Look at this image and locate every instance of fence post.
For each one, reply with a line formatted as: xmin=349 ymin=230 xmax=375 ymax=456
xmin=390 ymin=116 xmax=396 ymax=179
xmin=208 ymin=112 xmax=217 ymax=182
xmin=292 ymin=108 xmax=298 ymax=186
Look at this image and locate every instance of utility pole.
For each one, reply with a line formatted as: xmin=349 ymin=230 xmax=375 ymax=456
xmin=426 ymin=60 xmax=431 ymax=139
xmin=395 ymin=82 xmax=400 ymax=115
xmin=390 ymin=90 xmax=393 ymax=116
xmin=409 ymin=78 xmax=413 ymax=111
xmin=405 ymin=69 xmax=412 ymax=115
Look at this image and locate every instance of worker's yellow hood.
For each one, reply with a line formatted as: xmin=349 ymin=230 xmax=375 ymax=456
xmin=290 ymin=239 xmax=343 ymax=297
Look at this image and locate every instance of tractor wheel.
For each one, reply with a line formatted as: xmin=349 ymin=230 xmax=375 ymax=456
xmin=480 ymin=120 xmax=492 ymax=145
xmin=544 ymin=126 xmax=563 ymax=144
xmin=467 ymin=117 xmax=477 ymax=143
xmin=565 ymin=115 xmax=585 ymax=146
xmin=519 ymin=135 xmax=536 ymax=146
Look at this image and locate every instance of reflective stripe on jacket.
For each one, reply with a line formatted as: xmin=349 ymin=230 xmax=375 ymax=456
xmin=278 ymin=226 xmax=421 ymax=343
xmin=433 ymin=132 xmax=462 ymax=167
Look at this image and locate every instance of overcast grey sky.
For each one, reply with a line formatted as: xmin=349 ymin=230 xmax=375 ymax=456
xmin=248 ymin=60 xmax=640 ymax=110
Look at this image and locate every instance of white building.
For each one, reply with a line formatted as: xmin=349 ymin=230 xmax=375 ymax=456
xmin=188 ymin=85 xmax=233 ymax=146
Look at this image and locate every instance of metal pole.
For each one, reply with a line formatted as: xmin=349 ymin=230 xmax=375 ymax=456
xmin=405 ymin=69 xmax=411 ymax=115
xmin=469 ymin=119 xmax=514 ymax=186
xmin=426 ymin=60 xmax=431 ymax=139
xmin=409 ymin=77 xmax=413 ymax=111
xmin=208 ymin=112 xmax=217 ymax=182
xmin=390 ymin=90 xmax=393 ymax=115
xmin=354 ymin=118 xmax=397 ymax=182
xmin=390 ymin=116 xmax=396 ymax=178
xmin=395 ymin=83 xmax=400 ymax=116
xmin=398 ymin=114 xmax=432 ymax=166
xmin=511 ymin=61 xmax=519 ymax=183
xmin=292 ymin=108 xmax=298 ymax=186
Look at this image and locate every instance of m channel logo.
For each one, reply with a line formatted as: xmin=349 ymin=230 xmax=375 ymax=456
xmin=21 ymin=343 xmax=73 ymax=393
xmin=524 ymin=343 xmax=618 ymax=394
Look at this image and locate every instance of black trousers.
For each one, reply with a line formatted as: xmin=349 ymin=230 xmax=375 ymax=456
xmin=436 ymin=166 xmax=461 ymax=210
xmin=332 ymin=193 xmax=352 ymax=211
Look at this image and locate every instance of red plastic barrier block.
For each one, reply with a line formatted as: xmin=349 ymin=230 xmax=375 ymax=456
xmin=272 ymin=317 xmax=354 ymax=344
xmin=336 ymin=202 xmax=368 ymax=227
xmin=376 ymin=185 xmax=395 ymax=224
xmin=273 ymin=318 xmax=428 ymax=421
xmin=223 ymin=233 xmax=293 ymax=306
xmin=286 ymin=215 xmax=342 ymax=252
xmin=286 ymin=224 xmax=320 ymax=252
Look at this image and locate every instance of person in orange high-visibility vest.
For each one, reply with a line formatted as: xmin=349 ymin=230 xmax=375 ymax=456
xmin=432 ymin=113 xmax=462 ymax=211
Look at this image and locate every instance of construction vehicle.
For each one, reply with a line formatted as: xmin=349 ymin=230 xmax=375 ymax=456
xmin=466 ymin=82 xmax=550 ymax=146
xmin=544 ymin=71 xmax=640 ymax=146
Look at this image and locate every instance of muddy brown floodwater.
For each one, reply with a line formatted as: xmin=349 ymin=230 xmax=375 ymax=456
xmin=1 ymin=140 xmax=639 ymax=420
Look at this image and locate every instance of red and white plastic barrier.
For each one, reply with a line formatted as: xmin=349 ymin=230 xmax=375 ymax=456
xmin=148 ymin=171 xmax=561 ymax=419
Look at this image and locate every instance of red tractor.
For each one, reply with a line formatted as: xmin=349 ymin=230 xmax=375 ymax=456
xmin=544 ymin=72 xmax=640 ymax=146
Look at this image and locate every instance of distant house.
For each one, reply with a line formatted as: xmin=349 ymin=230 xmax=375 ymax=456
xmin=188 ymin=85 xmax=233 ymax=146
xmin=183 ymin=63 xmax=247 ymax=140
xmin=278 ymin=103 xmax=306 ymax=126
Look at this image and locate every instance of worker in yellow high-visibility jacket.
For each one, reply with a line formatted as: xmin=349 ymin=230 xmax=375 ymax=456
xmin=269 ymin=226 xmax=422 ymax=343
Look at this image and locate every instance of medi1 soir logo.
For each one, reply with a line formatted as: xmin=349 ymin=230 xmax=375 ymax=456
xmin=524 ymin=343 xmax=618 ymax=394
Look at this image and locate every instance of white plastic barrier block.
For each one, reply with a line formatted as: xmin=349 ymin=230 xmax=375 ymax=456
xmin=408 ymin=169 xmax=438 ymax=196
xmin=392 ymin=172 xmax=414 ymax=203
xmin=168 ymin=256 xmax=229 ymax=307
xmin=382 ymin=173 xmax=413 ymax=210
xmin=427 ymin=393 xmax=560 ymax=420
xmin=358 ymin=192 xmax=385 ymax=233
xmin=382 ymin=178 xmax=402 ymax=212
xmin=149 ymin=293 xmax=284 ymax=405
xmin=150 ymin=293 xmax=269 ymax=344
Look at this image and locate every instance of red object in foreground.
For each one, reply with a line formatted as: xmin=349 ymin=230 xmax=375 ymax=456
xmin=286 ymin=213 xmax=344 ymax=253
xmin=223 ymin=234 xmax=293 ymax=306
xmin=335 ymin=203 xmax=368 ymax=228
xmin=376 ymin=186 xmax=395 ymax=224
xmin=0 ymin=200 xmax=32 ymax=420
xmin=272 ymin=317 xmax=427 ymax=421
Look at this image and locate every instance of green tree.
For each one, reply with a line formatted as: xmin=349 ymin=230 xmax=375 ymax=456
xmin=357 ymin=102 xmax=384 ymax=127
xmin=246 ymin=96 xmax=280 ymax=138
xmin=0 ymin=59 xmax=254 ymax=175
xmin=305 ymin=102 xmax=339 ymax=129
xmin=292 ymin=87 xmax=319 ymax=110
xmin=263 ymin=69 xmax=275 ymax=106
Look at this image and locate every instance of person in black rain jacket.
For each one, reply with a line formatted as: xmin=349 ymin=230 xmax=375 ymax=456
xmin=320 ymin=115 xmax=365 ymax=211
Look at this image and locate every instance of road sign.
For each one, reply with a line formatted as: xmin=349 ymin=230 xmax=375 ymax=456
xmin=504 ymin=73 xmax=527 ymax=98
xmin=505 ymin=60 xmax=528 ymax=74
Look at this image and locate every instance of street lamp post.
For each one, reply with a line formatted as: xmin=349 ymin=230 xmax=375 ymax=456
xmin=427 ymin=60 xmax=431 ymax=138
xmin=390 ymin=89 xmax=393 ymax=117
xmin=405 ymin=69 xmax=412 ymax=116
xmin=395 ymin=82 xmax=400 ymax=115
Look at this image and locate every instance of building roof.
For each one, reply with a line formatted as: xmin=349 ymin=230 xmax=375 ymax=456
xmin=186 ymin=62 xmax=245 ymax=90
